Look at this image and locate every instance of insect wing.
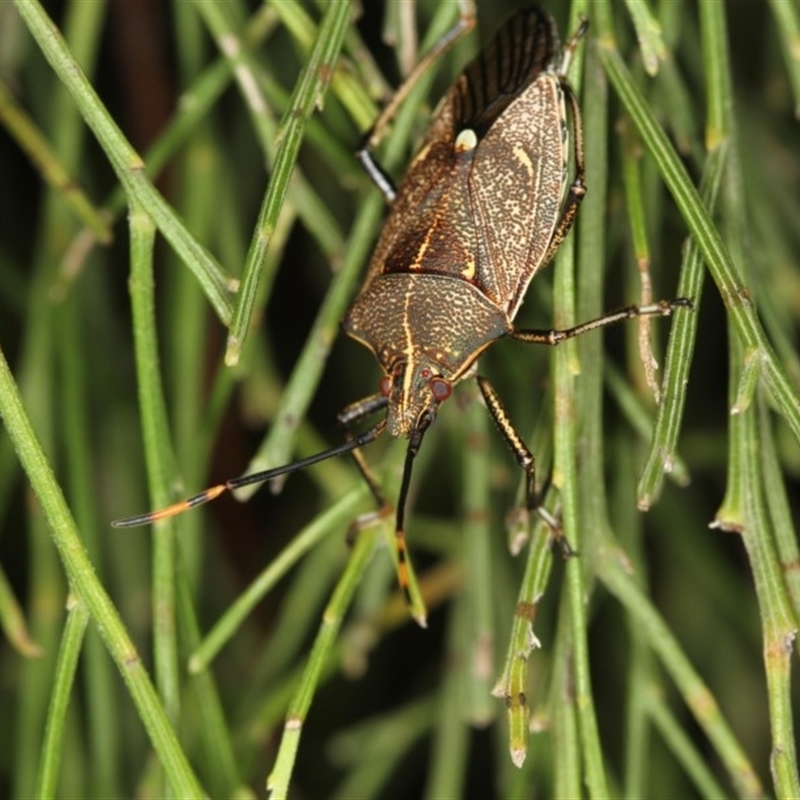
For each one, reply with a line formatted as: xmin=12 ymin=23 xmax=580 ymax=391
xmin=361 ymin=103 xmax=474 ymax=287
xmin=454 ymin=7 xmax=559 ymax=139
xmin=461 ymin=10 xmax=569 ymax=319
xmin=361 ymin=9 xmax=561 ymax=294
xmin=467 ymin=69 xmax=568 ymax=319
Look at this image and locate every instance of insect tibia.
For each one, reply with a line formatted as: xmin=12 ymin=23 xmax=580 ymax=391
xmin=559 ymin=17 xmax=590 ymax=77
xmin=337 ymin=395 xmax=390 ymax=509
xmin=665 ymin=296 xmax=694 ymax=311
xmin=355 ymin=2 xmax=476 ymax=200
xmin=511 ymin=297 xmax=693 ymax=346
xmin=337 ymin=392 xmax=388 ymax=428
xmin=356 ymin=145 xmax=396 ymax=202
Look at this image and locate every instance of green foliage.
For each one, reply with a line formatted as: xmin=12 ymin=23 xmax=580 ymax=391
xmin=1 ymin=1 xmax=798 ymax=797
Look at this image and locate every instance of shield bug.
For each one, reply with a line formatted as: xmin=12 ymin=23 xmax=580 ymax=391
xmin=114 ymin=7 xmax=690 ymax=624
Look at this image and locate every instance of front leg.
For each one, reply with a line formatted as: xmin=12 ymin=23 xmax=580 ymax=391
xmin=356 ymin=2 xmax=477 ymax=203
xmin=337 ymin=392 xmax=390 ymax=508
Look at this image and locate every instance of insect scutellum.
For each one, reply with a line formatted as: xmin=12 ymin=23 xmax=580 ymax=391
xmin=114 ymin=6 xmax=691 ymax=628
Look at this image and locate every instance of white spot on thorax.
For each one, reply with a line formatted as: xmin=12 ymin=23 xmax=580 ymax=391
xmin=454 ymin=128 xmax=478 ymax=153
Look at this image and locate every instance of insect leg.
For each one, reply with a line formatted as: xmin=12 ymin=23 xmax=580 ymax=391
xmin=393 ymin=422 xmax=430 ymax=625
xmin=476 ymin=376 xmax=537 ymax=509
xmin=337 ymin=393 xmax=390 ymax=508
xmin=337 ymin=395 xmax=427 ymax=624
xmin=510 ymin=298 xmax=693 ymax=346
xmin=356 ymin=148 xmax=397 ymax=203
xmin=477 ymin=376 xmax=571 ymax=554
xmin=356 ymin=1 xmax=476 ymax=202
xmin=558 ymin=18 xmax=590 ymax=77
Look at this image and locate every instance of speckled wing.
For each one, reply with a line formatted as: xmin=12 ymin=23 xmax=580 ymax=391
xmin=467 ymin=69 xmax=568 ymax=319
xmin=360 ymin=8 xmax=561 ymax=298
xmin=462 ymin=9 xmax=569 ymax=319
xmin=359 ymin=89 xmax=474 ymax=289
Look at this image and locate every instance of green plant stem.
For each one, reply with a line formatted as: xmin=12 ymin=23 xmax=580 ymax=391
xmin=623 ymin=0 xmax=666 ymax=76
xmin=224 ymin=0 xmax=352 ymax=364
xmin=267 ymin=518 xmax=381 ymax=799
xmin=766 ymin=0 xmax=800 ymax=118
xmin=620 ymin=118 xmax=661 ymax=400
xmin=193 ymin=0 xmax=346 ymax=304
xmin=128 ymin=202 xmax=182 ymax=752
xmin=188 ymin=485 xmax=370 ymax=673
xmin=597 ymin=550 xmax=764 ymax=798
xmin=704 ymin=2 xmax=800 ymax=788
xmin=555 ymin=4 xmax=608 ymax=794
xmin=637 ymin=145 xmax=726 ymax=507
xmin=551 ymin=593 xmax=583 ymax=799
xmin=497 ymin=523 xmax=553 ymax=767
xmin=737 ymin=393 xmax=800 ymax=798
xmin=274 ymin=0 xmax=377 ymax=130
xmin=13 ymin=0 xmax=234 ymax=324
xmin=595 ymin=13 xmax=800 ymax=450
xmin=757 ymin=402 xmax=800 ymax=624
xmin=647 ymin=691 xmax=728 ymax=799
xmin=175 ymin=561 xmax=246 ymax=797
xmin=462 ymin=393 xmax=494 ymax=726
xmin=0 ymin=80 xmax=111 ymax=243
xmin=34 ymin=595 xmax=89 ymax=799
xmin=59 ymin=280 xmax=121 ymax=797
xmin=0 ymin=344 xmax=205 ymax=798
xmin=605 ymin=362 xmax=689 ymax=484
xmin=424 ymin=597 xmax=470 ymax=799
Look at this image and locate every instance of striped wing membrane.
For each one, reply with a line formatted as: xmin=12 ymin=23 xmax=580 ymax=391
xmin=454 ymin=7 xmax=559 ymax=137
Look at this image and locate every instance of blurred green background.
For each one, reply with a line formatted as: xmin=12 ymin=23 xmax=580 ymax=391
xmin=1 ymin=1 xmax=799 ymax=797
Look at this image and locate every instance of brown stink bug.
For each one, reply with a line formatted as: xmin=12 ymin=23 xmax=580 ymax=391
xmin=114 ymin=7 xmax=690 ymax=623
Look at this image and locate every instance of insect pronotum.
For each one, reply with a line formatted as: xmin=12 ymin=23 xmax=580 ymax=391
xmin=114 ymin=7 xmax=690 ymax=625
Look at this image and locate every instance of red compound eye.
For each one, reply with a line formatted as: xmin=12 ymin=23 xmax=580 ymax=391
xmin=430 ymin=377 xmax=452 ymax=401
xmin=379 ymin=376 xmax=392 ymax=396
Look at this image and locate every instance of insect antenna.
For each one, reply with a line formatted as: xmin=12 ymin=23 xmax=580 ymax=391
xmin=112 ymin=419 xmax=387 ymax=528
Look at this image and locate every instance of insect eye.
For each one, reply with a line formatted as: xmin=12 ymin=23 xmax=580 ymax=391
xmin=430 ymin=377 xmax=452 ymax=402
xmin=379 ymin=376 xmax=392 ymax=396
